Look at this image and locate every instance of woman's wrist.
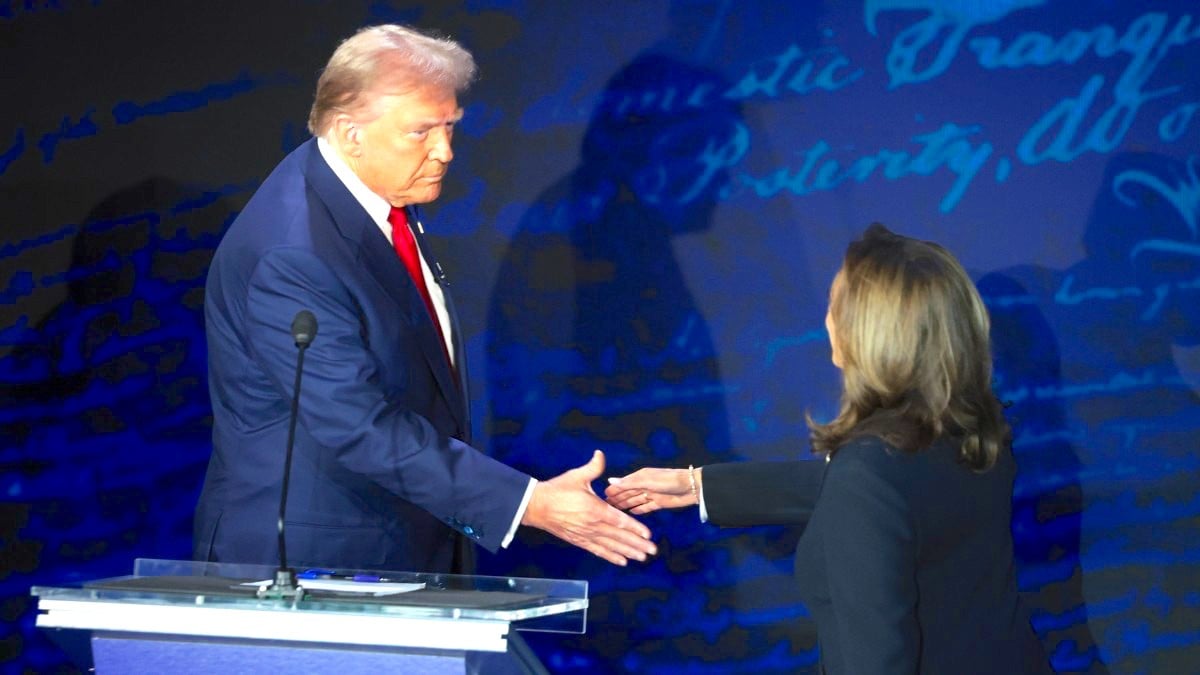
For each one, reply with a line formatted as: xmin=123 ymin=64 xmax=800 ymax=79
xmin=686 ymin=465 xmax=702 ymax=506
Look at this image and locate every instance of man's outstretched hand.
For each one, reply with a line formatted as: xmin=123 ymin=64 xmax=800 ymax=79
xmin=521 ymin=450 xmax=657 ymax=566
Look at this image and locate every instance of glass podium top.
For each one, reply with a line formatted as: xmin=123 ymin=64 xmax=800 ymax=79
xmin=32 ymin=558 xmax=588 ymax=634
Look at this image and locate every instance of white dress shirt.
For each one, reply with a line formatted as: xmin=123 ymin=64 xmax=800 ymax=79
xmin=316 ymin=137 xmax=534 ymax=547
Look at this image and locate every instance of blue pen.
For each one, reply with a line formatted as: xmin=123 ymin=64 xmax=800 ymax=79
xmin=298 ymin=568 xmax=336 ymax=580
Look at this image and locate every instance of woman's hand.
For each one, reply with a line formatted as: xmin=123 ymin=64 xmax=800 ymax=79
xmin=605 ymin=467 xmax=701 ymax=514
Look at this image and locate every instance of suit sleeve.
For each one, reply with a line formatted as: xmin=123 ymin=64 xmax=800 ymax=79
xmin=242 ymin=246 xmax=529 ymax=552
xmin=703 ymin=460 xmax=825 ymax=527
xmin=819 ymin=449 xmax=920 ymax=674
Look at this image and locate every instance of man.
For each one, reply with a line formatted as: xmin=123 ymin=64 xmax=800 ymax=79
xmin=193 ymin=24 xmax=655 ymax=573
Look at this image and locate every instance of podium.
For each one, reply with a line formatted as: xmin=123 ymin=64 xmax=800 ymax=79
xmin=31 ymin=558 xmax=588 ymax=674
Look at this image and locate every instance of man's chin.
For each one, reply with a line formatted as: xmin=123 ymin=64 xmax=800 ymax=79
xmin=396 ymin=186 xmax=443 ymax=206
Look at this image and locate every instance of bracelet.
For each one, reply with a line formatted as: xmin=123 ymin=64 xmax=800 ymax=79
xmin=687 ymin=464 xmax=698 ymax=503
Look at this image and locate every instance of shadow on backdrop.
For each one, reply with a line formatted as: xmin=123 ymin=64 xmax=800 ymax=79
xmin=0 ymin=177 xmax=234 ymax=671
xmin=482 ymin=2 xmax=835 ymax=671
xmin=482 ymin=47 xmax=821 ymax=672
xmin=1064 ymin=151 xmax=1200 ymax=672
xmin=980 ymin=149 xmax=1200 ymax=673
xmin=978 ymin=269 xmax=1109 ymax=675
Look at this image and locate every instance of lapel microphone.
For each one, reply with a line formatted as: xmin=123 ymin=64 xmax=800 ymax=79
xmin=411 ymin=209 xmax=449 ymax=287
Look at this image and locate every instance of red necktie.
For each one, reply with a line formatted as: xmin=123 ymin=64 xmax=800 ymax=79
xmin=389 ymin=207 xmax=454 ymax=374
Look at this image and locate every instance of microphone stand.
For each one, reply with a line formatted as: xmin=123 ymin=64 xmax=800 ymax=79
xmin=259 ymin=311 xmax=317 ymax=600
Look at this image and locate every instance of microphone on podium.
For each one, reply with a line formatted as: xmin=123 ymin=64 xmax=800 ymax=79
xmin=259 ymin=309 xmax=318 ymax=600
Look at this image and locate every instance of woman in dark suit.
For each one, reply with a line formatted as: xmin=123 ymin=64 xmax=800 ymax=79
xmin=606 ymin=224 xmax=1053 ymax=674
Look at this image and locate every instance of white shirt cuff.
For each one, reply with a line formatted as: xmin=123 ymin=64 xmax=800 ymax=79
xmin=502 ymin=477 xmax=538 ymax=548
xmin=698 ymin=481 xmax=709 ymax=523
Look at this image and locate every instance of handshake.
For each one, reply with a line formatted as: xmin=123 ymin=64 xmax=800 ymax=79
xmin=519 ymin=450 xmax=700 ymax=566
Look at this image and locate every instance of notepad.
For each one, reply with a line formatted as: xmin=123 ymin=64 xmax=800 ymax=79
xmin=243 ymin=578 xmax=425 ymax=596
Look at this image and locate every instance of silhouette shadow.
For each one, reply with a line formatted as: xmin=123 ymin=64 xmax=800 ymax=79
xmin=1058 ymin=151 xmax=1199 ymax=673
xmin=0 ymin=177 xmax=235 ymax=672
xmin=979 ymin=150 xmax=1200 ymax=673
xmin=479 ymin=41 xmax=831 ymax=670
xmin=977 ymin=269 xmax=1109 ymax=674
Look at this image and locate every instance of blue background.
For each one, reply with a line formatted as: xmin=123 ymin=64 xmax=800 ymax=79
xmin=2 ymin=1 xmax=1198 ymax=672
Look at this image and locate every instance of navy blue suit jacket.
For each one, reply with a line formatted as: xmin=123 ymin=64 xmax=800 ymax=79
xmin=193 ymin=139 xmax=529 ymax=573
xmin=704 ymin=436 xmax=1052 ymax=674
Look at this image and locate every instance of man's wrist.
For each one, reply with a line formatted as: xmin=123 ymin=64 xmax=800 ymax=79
xmin=505 ymin=477 xmax=538 ymax=546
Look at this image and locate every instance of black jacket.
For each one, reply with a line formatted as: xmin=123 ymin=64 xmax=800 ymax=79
xmin=704 ymin=435 xmax=1052 ymax=674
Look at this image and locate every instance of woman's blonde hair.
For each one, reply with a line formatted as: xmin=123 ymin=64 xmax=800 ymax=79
xmin=809 ymin=223 xmax=1008 ymax=471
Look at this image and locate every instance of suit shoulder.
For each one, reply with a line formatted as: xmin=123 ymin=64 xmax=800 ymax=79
xmin=821 ymin=437 xmax=916 ymax=530
xmin=832 ymin=434 xmax=899 ymax=467
xmin=826 ymin=434 xmax=930 ymax=498
xmin=824 ymin=436 xmax=894 ymax=485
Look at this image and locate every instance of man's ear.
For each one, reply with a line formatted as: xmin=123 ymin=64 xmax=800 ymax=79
xmin=331 ymin=114 xmax=362 ymax=157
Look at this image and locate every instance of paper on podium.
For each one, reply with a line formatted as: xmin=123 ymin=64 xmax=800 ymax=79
xmin=242 ymin=578 xmax=425 ymax=596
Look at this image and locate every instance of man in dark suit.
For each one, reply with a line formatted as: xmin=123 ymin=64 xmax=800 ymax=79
xmin=193 ymin=24 xmax=656 ymax=574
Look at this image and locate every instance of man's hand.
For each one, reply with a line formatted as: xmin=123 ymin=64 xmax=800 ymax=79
xmin=521 ymin=450 xmax=657 ymax=566
xmin=604 ymin=466 xmax=700 ymax=515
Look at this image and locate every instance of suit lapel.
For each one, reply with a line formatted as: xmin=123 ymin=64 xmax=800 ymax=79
xmin=411 ymin=210 xmax=472 ymax=438
xmin=304 ymin=143 xmax=468 ymax=433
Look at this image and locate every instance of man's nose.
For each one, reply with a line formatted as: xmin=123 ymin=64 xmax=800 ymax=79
xmin=428 ymin=127 xmax=453 ymax=163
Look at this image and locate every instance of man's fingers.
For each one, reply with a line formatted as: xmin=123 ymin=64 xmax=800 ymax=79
xmin=592 ymin=532 xmax=654 ymax=562
xmin=537 ymin=484 xmax=657 ymax=564
xmin=560 ymin=518 xmax=657 ymax=565
xmin=608 ymin=507 xmax=652 ymax=540
xmin=570 ymin=526 xmax=640 ymax=566
xmin=580 ymin=538 xmax=627 ymax=566
xmin=593 ymin=519 xmax=656 ymax=557
xmin=576 ymin=526 xmax=655 ymax=563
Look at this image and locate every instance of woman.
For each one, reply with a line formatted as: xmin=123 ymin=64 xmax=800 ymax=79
xmin=606 ymin=224 xmax=1052 ymax=674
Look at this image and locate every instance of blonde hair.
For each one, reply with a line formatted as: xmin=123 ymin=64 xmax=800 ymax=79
xmin=809 ymin=223 xmax=1008 ymax=471
xmin=307 ymin=24 xmax=477 ymax=136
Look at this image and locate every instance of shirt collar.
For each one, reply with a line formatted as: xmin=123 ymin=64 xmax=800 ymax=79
xmin=316 ymin=136 xmax=396 ymax=243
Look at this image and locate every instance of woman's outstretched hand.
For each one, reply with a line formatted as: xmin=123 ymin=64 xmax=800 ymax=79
xmin=605 ymin=467 xmax=701 ymax=515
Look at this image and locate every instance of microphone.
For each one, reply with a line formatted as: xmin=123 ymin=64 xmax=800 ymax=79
xmin=412 ymin=214 xmax=449 ymax=287
xmin=259 ymin=310 xmax=318 ymax=600
xmin=292 ymin=310 xmax=317 ymax=347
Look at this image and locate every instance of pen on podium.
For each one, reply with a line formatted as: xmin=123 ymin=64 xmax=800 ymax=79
xmin=298 ymin=569 xmax=392 ymax=583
